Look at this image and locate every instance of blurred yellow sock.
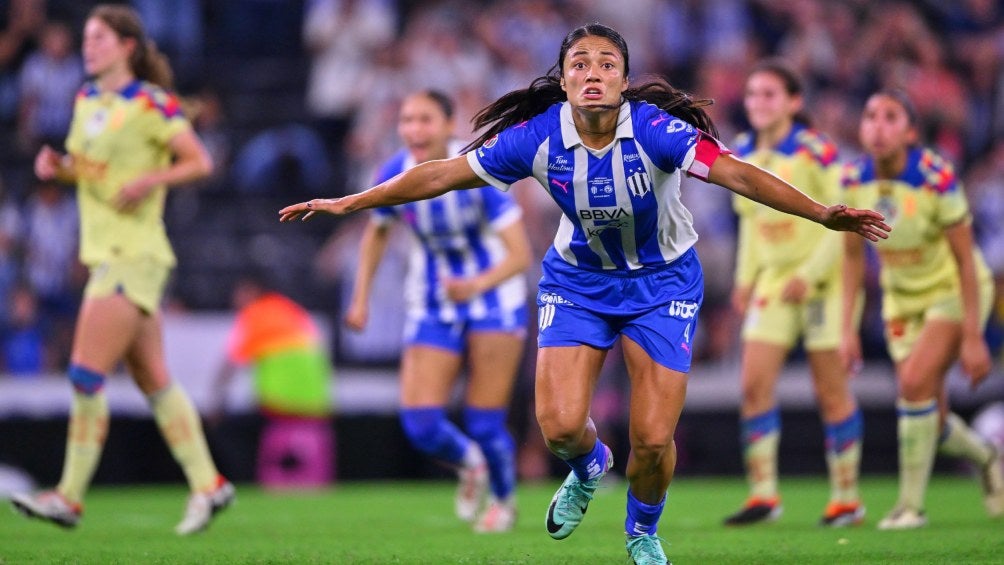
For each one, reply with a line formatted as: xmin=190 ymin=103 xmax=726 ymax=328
xmin=897 ymin=398 xmax=938 ymax=510
xmin=57 ymin=391 xmax=109 ymax=504
xmin=939 ymin=412 xmax=994 ymax=465
xmin=150 ymin=383 xmax=219 ymax=492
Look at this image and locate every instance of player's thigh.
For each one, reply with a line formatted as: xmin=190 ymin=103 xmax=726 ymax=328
xmin=621 ymin=336 xmax=687 ymax=448
xmin=535 ymin=344 xmax=606 ymax=434
xmin=123 ymin=312 xmax=171 ymax=395
xmin=400 ymin=344 xmax=464 ymax=407
xmin=465 ymin=330 xmax=525 ymax=409
xmin=895 ymin=318 xmax=961 ymax=398
xmin=740 ymin=273 xmax=800 ymax=349
xmin=71 ymin=293 xmax=143 ymax=374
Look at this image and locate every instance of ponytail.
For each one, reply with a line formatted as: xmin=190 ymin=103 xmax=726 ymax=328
xmin=133 ymin=39 xmax=173 ymax=89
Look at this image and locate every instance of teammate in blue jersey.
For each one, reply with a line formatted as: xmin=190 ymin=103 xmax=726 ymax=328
xmin=344 ymin=91 xmax=532 ymax=533
xmin=281 ymin=24 xmax=890 ymax=564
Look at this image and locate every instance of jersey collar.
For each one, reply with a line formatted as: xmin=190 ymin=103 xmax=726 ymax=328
xmin=560 ymin=100 xmax=633 ymax=150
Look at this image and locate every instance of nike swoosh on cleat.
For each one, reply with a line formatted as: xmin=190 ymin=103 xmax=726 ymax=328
xmin=546 ymin=499 xmax=564 ymax=534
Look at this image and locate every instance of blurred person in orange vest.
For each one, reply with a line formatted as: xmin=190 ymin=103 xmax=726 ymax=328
xmin=209 ymin=273 xmax=335 ymax=489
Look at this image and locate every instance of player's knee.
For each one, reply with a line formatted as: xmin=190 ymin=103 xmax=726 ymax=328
xmin=68 ymin=363 xmax=106 ymax=395
xmin=399 ymin=407 xmax=450 ymax=452
xmin=739 ymin=375 xmax=772 ymax=406
xmin=537 ymin=411 xmax=586 ymax=449
xmin=629 ymin=432 xmax=674 ymax=463
xmin=897 ymin=373 xmax=935 ymax=401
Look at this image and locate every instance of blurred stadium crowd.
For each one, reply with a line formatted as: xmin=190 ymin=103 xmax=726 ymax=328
xmin=0 ymin=0 xmax=1002 ymax=376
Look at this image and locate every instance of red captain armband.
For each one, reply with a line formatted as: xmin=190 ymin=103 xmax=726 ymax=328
xmin=686 ymin=133 xmax=731 ymax=181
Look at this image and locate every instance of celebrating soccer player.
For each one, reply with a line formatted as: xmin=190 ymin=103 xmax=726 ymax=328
xmin=344 ymin=91 xmax=531 ymax=533
xmin=281 ymin=23 xmax=889 ymax=564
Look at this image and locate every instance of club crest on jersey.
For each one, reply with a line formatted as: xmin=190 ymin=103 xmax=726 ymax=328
xmin=626 ymin=170 xmax=651 ymax=198
xmin=85 ymin=108 xmax=109 ymax=138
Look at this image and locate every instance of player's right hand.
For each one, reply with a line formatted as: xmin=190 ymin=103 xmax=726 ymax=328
xmin=279 ymin=198 xmax=348 ymax=222
xmin=344 ymin=302 xmax=368 ymax=332
xmin=730 ymin=285 xmax=752 ymax=316
xmin=34 ymin=145 xmax=62 ymax=180
xmin=839 ymin=333 xmax=863 ymax=377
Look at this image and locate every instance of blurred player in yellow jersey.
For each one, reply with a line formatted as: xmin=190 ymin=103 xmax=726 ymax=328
xmin=724 ymin=60 xmax=864 ymax=527
xmin=841 ymin=90 xmax=1004 ymax=530
xmin=9 ymin=5 xmax=233 ymax=535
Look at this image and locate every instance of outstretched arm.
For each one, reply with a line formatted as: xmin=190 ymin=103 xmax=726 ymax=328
xmin=707 ymin=154 xmax=891 ymax=241
xmin=279 ymin=155 xmax=484 ymax=222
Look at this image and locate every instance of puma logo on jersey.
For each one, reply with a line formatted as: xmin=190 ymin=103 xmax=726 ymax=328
xmin=550 ymin=178 xmax=570 ymax=193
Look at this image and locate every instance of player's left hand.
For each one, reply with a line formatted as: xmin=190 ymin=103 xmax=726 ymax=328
xmin=444 ymin=277 xmax=483 ymax=303
xmin=820 ymin=204 xmax=891 ymax=241
xmin=115 ymin=178 xmax=155 ymax=212
xmin=279 ymin=198 xmax=348 ymax=222
xmin=780 ymin=277 xmax=808 ymax=304
xmin=960 ymin=334 xmax=992 ymax=388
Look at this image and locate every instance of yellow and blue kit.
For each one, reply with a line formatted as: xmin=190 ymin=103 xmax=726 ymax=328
xmin=732 ymin=123 xmax=844 ymax=349
xmin=841 ymin=146 xmax=992 ymax=361
xmin=65 ymin=80 xmax=191 ymax=311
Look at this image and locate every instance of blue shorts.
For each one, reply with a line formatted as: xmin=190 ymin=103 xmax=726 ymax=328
xmin=404 ymin=306 xmax=528 ymax=354
xmin=536 ymin=247 xmax=703 ymax=372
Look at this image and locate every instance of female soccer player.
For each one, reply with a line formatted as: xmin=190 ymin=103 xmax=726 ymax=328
xmin=723 ymin=60 xmax=863 ymax=527
xmin=841 ymin=90 xmax=1004 ymax=530
xmin=281 ymin=24 xmax=889 ymax=563
xmin=344 ymin=90 xmax=531 ymax=533
xmin=9 ymin=5 xmax=233 ymax=535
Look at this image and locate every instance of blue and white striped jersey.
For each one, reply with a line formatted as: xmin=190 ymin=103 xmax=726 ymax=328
xmin=467 ymin=101 xmax=727 ymax=272
xmin=372 ymin=142 xmax=527 ymax=323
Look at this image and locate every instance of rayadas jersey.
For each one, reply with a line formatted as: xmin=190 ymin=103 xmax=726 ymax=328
xmin=467 ymin=100 xmax=727 ymax=272
xmin=373 ymin=142 xmax=527 ymax=322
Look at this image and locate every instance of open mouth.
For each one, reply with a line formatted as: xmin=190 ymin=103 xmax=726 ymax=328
xmin=583 ymin=87 xmax=604 ymax=100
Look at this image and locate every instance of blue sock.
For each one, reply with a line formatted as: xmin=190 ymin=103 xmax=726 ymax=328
xmin=399 ymin=407 xmax=469 ymax=465
xmin=464 ymin=407 xmax=516 ymax=500
xmin=625 ymin=489 xmax=665 ymax=536
xmin=742 ymin=406 xmax=781 ymax=447
xmin=825 ymin=408 xmax=863 ymax=455
xmin=68 ymin=364 xmax=106 ymax=395
xmin=566 ymin=438 xmax=610 ymax=481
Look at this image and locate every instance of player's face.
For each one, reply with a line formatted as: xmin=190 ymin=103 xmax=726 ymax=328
xmin=398 ymin=95 xmax=453 ymax=164
xmin=859 ymin=95 xmax=917 ymax=161
xmin=744 ymin=71 xmax=800 ymax=132
xmin=560 ymin=36 xmax=627 ymax=112
xmin=82 ymin=17 xmax=133 ymax=78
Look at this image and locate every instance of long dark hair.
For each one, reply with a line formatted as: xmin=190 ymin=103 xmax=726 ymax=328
xmin=464 ymin=23 xmax=717 ymax=151
xmin=747 ymin=58 xmax=811 ymax=127
xmin=90 ymin=4 xmax=173 ymax=89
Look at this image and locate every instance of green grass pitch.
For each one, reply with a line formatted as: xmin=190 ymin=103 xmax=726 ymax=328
xmin=2 ymin=476 xmax=1002 ymax=564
